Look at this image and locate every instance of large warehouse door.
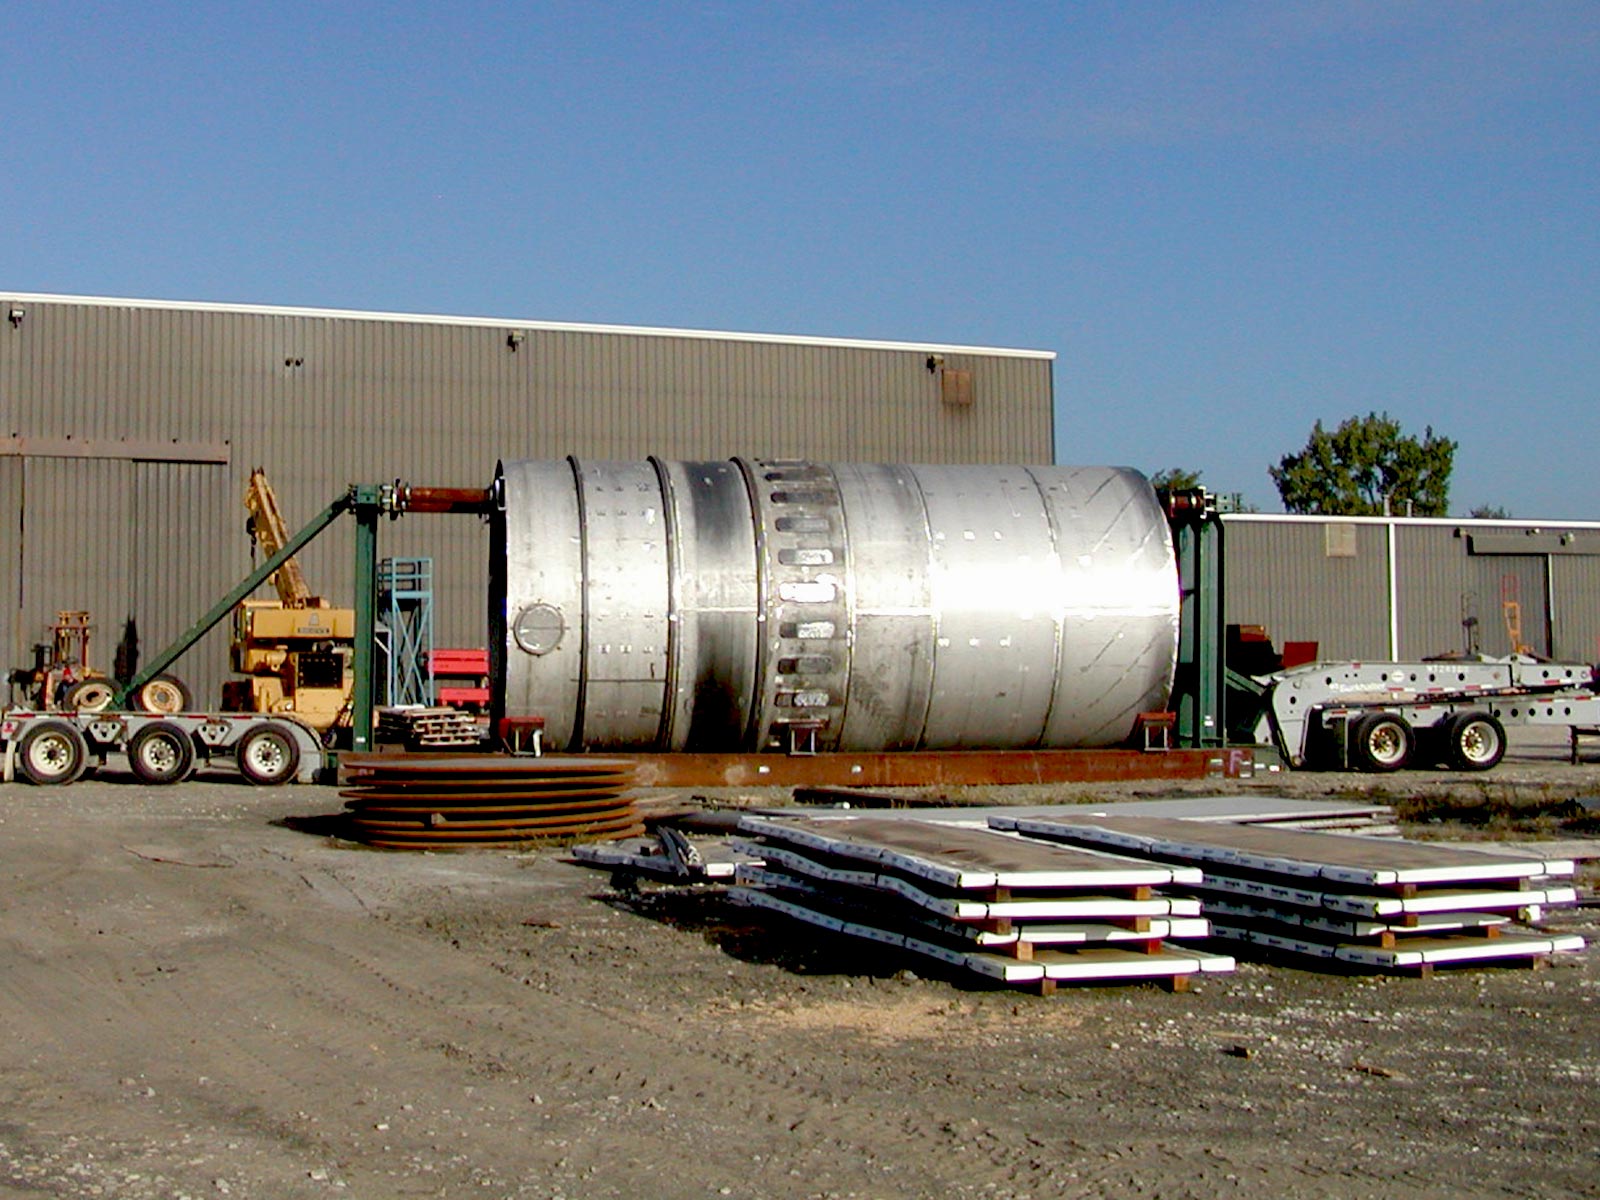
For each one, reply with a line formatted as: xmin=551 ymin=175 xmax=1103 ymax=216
xmin=1473 ymin=555 xmax=1548 ymax=658
xmin=11 ymin=458 xmax=135 ymax=697
xmin=0 ymin=460 xmax=19 ymax=691
xmin=4 ymin=457 xmax=234 ymax=707
xmin=127 ymin=461 xmax=234 ymax=704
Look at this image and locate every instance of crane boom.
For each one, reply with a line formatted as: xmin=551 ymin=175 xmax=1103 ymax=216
xmin=244 ymin=468 xmax=321 ymax=608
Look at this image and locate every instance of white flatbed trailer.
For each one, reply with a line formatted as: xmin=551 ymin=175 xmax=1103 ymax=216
xmin=0 ymin=709 xmax=325 ymax=786
xmin=1251 ymin=656 xmax=1600 ymax=772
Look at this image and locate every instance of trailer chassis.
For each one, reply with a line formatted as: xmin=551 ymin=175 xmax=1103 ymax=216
xmin=1253 ymin=657 xmax=1600 ymax=772
xmin=0 ymin=709 xmax=325 ymax=786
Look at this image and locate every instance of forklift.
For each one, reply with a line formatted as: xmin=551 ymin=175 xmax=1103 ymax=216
xmin=9 ymin=611 xmax=189 ymax=713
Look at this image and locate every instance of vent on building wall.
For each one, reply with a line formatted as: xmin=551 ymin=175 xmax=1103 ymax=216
xmin=924 ymin=356 xmax=974 ymax=407
xmin=941 ymin=368 xmax=974 ymax=406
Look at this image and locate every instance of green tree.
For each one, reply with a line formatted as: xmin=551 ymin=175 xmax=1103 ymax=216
xmin=1148 ymin=467 xmax=1204 ymax=491
xmin=1269 ymin=412 xmax=1456 ymax=516
xmin=1469 ymin=504 xmax=1511 ymax=519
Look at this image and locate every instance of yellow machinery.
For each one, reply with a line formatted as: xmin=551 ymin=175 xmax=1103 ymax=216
xmin=8 ymin=611 xmax=190 ymax=713
xmin=12 ymin=611 xmax=112 ymax=710
xmin=221 ymin=469 xmax=355 ymax=731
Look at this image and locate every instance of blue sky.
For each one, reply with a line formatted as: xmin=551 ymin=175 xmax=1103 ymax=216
xmin=4 ymin=2 xmax=1597 ymax=516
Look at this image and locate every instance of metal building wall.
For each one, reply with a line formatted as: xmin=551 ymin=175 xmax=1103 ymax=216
xmin=1553 ymin=555 xmax=1600 ymax=662
xmin=0 ymin=294 xmax=1054 ymax=707
xmin=1391 ymin=526 xmax=1547 ymax=659
xmin=1220 ymin=517 xmax=1391 ymax=660
xmin=1224 ymin=515 xmax=1600 ymax=665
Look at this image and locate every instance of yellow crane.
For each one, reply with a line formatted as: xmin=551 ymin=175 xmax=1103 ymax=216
xmin=221 ymin=469 xmax=355 ymax=731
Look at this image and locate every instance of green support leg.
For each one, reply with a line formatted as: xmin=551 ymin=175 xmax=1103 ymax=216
xmin=350 ymin=486 xmax=383 ymax=753
xmin=1172 ymin=507 xmax=1226 ymax=749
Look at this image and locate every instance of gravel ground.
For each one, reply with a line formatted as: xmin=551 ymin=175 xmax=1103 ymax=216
xmin=0 ymin=729 xmax=1596 ymax=1200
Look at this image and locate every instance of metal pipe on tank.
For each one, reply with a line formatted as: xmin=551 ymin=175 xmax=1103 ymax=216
xmin=491 ymin=458 xmax=1178 ymax=753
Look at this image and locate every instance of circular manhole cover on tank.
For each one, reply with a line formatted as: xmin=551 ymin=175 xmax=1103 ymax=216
xmin=513 ymin=602 xmax=566 ymax=655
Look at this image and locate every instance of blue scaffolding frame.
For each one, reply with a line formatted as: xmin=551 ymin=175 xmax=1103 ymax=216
xmin=378 ymin=557 xmax=434 ymax=707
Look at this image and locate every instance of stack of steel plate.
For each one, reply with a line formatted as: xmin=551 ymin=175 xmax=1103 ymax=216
xmin=338 ymin=754 xmax=639 ymax=849
xmin=995 ymin=814 xmax=1585 ymax=974
xmin=572 ymin=828 xmax=754 ymax=883
xmin=730 ymin=815 xmax=1235 ymax=993
xmin=790 ymin=793 xmax=1400 ymax=836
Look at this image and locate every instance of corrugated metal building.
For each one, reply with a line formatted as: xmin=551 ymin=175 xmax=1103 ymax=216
xmin=1223 ymin=514 xmax=1600 ymax=665
xmin=0 ymin=293 xmax=1055 ymax=706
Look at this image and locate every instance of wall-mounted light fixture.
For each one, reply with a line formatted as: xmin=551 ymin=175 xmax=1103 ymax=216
xmin=507 ymin=331 xmax=526 ymax=351
xmin=7 ymin=306 xmax=23 ymax=328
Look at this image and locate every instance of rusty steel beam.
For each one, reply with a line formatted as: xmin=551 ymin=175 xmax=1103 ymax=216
xmin=391 ymin=485 xmax=493 ymax=514
xmin=617 ymin=748 xmax=1255 ymax=789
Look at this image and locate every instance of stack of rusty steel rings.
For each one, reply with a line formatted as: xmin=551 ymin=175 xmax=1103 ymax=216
xmin=338 ymin=755 xmax=640 ymax=849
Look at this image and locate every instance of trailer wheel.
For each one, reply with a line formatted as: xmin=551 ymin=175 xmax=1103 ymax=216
xmin=127 ymin=721 xmax=196 ymax=785
xmin=17 ymin=720 xmax=90 ymax=785
xmin=64 ymin=679 xmax=117 ymax=712
xmin=1350 ymin=711 xmax=1412 ymax=772
xmin=1443 ymin=711 xmax=1505 ymax=772
xmin=133 ymin=675 xmax=192 ymax=715
xmin=236 ymin=724 xmax=301 ymax=786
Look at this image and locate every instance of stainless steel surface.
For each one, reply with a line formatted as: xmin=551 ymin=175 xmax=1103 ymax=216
xmin=916 ymin=465 xmax=1064 ymax=748
xmin=744 ymin=460 xmax=853 ymax=751
xmin=573 ymin=461 xmax=671 ymax=747
xmin=1036 ymin=466 xmax=1182 ymax=746
xmin=497 ymin=458 xmax=1179 ymax=752
xmin=832 ymin=463 xmax=935 ymax=751
xmin=656 ymin=460 xmax=759 ymax=751
xmin=500 ymin=460 xmax=584 ymax=749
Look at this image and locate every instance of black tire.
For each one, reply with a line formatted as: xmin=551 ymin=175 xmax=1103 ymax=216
xmin=235 ymin=724 xmax=301 ymax=786
xmin=127 ymin=721 xmax=196 ymax=785
xmin=1442 ymin=711 xmax=1506 ymax=772
xmin=64 ymin=678 xmax=117 ymax=712
xmin=132 ymin=675 xmax=192 ymax=715
xmin=17 ymin=719 xmax=90 ymax=785
xmin=1350 ymin=711 xmax=1412 ymax=772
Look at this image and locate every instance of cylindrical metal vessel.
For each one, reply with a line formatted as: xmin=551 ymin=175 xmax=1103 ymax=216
xmin=492 ymin=458 xmax=1178 ymax=753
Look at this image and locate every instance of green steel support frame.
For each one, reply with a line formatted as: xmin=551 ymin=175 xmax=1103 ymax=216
xmin=350 ymin=485 xmax=384 ymax=753
xmin=1167 ymin=493 xmax=1226 ymax=749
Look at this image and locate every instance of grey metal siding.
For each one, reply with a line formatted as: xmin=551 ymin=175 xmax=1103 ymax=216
xmin=0 ymin=296 xmax=1052 ymax=707
xmin=1392 ymin=527 xmax=1549 ymax=659
xmin=1552 ymin=556 xmax=1600 ymax=663
xmin=1224 ymin=516 xmax=1600 ymax=668
xmin=1222 ymin=520 xmax=1390 ymax=660
xmin=1392 ymin=525 xmax=1465 ymax=658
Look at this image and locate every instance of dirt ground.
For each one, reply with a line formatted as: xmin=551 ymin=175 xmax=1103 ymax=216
xmin=1 ymin=730 xmax=1597 ymax=1200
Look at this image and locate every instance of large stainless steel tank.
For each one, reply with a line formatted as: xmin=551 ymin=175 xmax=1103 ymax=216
xmin=491 ymin=458 xmax=1179 ymax=753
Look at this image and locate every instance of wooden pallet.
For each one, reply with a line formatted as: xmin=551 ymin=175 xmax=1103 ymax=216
xmin=375 ymin=705 xmax=483 ymax=749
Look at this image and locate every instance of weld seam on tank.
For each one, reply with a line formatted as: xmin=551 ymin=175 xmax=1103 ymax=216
xmin=567 ymin=455 xmax=590 ymax=753
xmin=648 ymin=455 xmax=682 ymax=750
xmin=1027 ymin=465 xmax=1067 ymax=751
